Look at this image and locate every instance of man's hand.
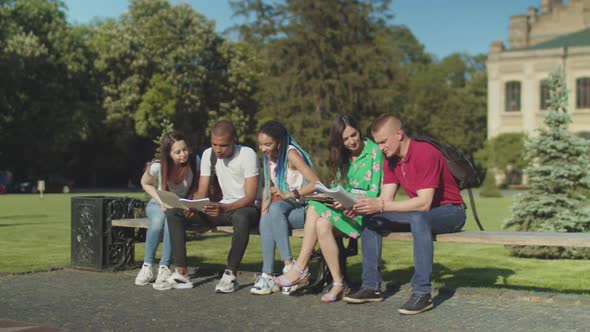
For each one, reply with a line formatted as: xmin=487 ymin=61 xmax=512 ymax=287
xmin=203 ymin=203 xmax=224 ymax=217
xmin=353 ymin=197 xmax=382 ymax=215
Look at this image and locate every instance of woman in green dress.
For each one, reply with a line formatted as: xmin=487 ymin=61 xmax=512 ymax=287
xmin=275 ymin=115 xmax=383 ymax=303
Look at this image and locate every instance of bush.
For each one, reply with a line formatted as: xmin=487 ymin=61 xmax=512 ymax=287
xmin=479 ymin=169 xmax=501 ymax=197
xmin=475 ymin=132 xmax=527 ymax=186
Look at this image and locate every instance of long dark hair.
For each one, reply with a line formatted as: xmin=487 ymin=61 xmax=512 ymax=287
xmin=328 ymin=115 xmax=362 ymax=184
xmin=259 ymin=120 xmax=312 ymax=194
xmin=159 ymin=131 xmax=189 ymax=191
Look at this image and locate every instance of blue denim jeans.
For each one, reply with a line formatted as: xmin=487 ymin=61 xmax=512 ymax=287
xmin=259 ymin=200 xmax=305 ymax=274
xmin=361 ymin=204 xmax=466 ymax=294
xmin=143 ymin=199 xmax=172 ymax=267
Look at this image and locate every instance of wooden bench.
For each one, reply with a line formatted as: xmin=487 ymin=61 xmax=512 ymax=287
xmin=112 ymin=217 xmax=590 ymax=248
xmin=383 ymin=231 xmax=590 ymax=247
xmin=111 ymin=215 xmax=590 ymax=294
xmin=111 ymin=217 xmax=306 ymax=237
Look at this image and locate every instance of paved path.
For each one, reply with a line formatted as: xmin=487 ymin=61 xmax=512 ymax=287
xmin=1 ymin=269 xmax=589 ymax=332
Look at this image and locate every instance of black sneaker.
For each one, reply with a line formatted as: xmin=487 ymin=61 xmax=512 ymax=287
xmin=398 ymin=293 xmax=433 ymax=315
xmin=342 ymin=287 xmax=384 ymax=304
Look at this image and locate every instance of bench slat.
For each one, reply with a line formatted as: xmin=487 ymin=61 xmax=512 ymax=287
xmin=214 ymin=226 xmax=304 ymax=238
xmin=112 ymin=218 xmax=306 ymax=237
xmin=112 ymin=218 xmax=590 ymax=247
xmin=112 ymin=218 xmax=148 ymax=228
xmin=112 ymin=218 xmax=211 ymax=234
xmin=384 ymin=231 xmax=590 ymax=247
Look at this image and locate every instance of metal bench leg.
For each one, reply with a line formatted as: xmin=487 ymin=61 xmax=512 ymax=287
xmin=108 ymin=227 xmax=137 ymax=271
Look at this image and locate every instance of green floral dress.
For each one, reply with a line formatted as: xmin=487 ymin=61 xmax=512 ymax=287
xmin=307 ymin=138 xmax=383 ymax=238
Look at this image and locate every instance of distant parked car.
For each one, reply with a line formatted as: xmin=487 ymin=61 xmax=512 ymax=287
xmin=9 ymin=175 xmax=73 ymax=193
xmin=44 ymin=175 xmax=73 ymax=193
xmin=9 ymin=179 xmax=35 ymax=193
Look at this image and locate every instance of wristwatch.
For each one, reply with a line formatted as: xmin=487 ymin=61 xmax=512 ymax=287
xmin=291 ymin=189 xmax=301 ymax=201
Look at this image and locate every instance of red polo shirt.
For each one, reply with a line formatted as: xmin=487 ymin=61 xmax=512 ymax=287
xmin=383 ymin=139 xmax=464 ymax=208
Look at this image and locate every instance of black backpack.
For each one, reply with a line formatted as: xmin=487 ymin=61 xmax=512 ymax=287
xmin=412 ymin=136 xmax=484 ymax=231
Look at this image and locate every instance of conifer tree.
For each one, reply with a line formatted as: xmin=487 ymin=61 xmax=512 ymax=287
xmin=504 ymin=67 xmax=590 ymax=258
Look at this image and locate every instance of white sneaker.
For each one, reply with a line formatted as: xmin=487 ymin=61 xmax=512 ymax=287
xmin=153 ymin=272 xmax=193 ymax=290
xmin=250 ymin=274 xmax=279 ymax=295
xmin=215 ymin=270 xmax=239 ymax=293
xmin=135 ymin=263 xmax=157 ymax=286
xmin=152 ymin=266 xmax=173 ymax=289
xmin=155 ymin=266 xmax=173 ymax=283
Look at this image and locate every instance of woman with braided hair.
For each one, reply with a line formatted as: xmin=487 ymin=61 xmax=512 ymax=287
xmin=250 ymin=120 xmax=320 ymax=295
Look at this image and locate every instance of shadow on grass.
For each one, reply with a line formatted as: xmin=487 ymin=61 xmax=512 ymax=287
xmin=0 ymin=214 xmax=49 ymax=220
xmin=0 ymin=222 xmax=48 ymax=227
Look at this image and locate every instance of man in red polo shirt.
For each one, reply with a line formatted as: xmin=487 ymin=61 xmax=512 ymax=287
xmin=343 ymin=114 xmax=466 ymax=315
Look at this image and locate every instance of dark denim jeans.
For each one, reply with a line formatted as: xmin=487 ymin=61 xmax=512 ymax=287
xmin=167 ymin=206 xmax=259 ymax=271
xmin=361 ymin=204 xmax=466 ymax=294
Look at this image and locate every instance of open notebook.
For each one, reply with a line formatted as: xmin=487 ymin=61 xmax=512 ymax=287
xmin=314 ymin=181 xmax=359 ymax=209
xmin=155 ymin=190 xmax=211 ymax=210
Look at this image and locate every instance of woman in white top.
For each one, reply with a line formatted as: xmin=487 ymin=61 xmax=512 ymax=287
xmin=250 ymin=121 xmax=319 ymax=295
xmin=135 ymin=131 xmax=195 ymax=288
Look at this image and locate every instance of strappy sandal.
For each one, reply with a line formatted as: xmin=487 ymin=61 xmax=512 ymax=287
xmin=321 ymin=281 xmax=347 ymax=303
xmin=274 ymin=262 xmax=310 ymax=294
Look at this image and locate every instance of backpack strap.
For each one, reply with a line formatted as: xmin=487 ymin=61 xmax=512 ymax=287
xmin=209 ymin=151 xmax=219 ymax=200
xmin=188 ymin=153 xmax=201 ymax=193
xmin=467 ymin=188 xmax=484 ymax=231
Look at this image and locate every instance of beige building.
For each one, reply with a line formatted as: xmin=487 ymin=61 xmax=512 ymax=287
xmin=487 ymin=0 xmax=590 ymax=139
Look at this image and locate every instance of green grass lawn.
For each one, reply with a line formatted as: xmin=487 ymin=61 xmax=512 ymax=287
xmin=1 ymin=192 xmax=589 ymax=294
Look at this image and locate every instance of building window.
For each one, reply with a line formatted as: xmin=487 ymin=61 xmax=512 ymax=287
xmin=540 ymin=80 xmax=550 ymax=110
xmin=577 ymin=77 xmax=590 ymax=109
xmin=505 ymin=81 xmax=521 ymax=112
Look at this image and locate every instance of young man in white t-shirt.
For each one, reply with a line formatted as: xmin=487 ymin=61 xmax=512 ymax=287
xmin=166 ymin=120 xmax=260 ymax=293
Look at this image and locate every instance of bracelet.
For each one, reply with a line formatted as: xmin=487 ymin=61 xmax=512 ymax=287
xmin=292 ymin=189 xmax=301 ymax=200
xmin=379 ymin=199 xmax=384 ymax=213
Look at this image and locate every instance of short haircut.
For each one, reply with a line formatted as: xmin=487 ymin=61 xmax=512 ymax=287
xmin=371 ymin=114 xmax=403 ymax=133
xmin=211 ymin=120 xmax=235 ymax=138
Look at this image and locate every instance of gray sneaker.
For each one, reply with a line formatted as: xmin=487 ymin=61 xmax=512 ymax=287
xmin=135 ymin=264 xmax=157 ymax=286
xmin=250 ymin=274 xmax=279 ymax=295
xmin=215 ymin=270 xmax=239 ymax=293
xmin=398 ymin=293 xmax=433 ymax=315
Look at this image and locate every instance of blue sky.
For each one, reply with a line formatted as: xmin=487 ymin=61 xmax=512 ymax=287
xmin=62 ymin=0 xmax=540 ymax=59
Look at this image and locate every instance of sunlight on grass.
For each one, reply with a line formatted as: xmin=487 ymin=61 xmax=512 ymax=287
xmin=1 ymin=192 xmax=589 ymax=294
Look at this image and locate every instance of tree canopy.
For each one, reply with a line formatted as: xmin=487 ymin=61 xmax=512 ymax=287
xmin=1 ymin=0 xmax=488 ymax=187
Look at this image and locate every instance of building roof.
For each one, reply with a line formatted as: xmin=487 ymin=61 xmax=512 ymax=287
xmin=511 ymin=27 xmax=590 ymax=51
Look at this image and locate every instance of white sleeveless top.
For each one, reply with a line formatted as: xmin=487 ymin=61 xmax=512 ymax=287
xmin=269 ymin=145 xmax=304 ymax=191
xmin=149 ymin=162 xmax=193 ymax=197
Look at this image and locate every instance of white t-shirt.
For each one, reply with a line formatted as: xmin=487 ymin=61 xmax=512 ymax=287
xmin=269 ymin=145 xmax=304 ymax=191
xmin=148 ymin=162 xmax=193 ymax=198
xmin=200 ymin=145 xmax=259 ymax=204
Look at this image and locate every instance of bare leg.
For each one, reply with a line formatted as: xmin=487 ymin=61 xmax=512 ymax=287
xmin=316 ymin=218 xmax=344 ymax=298
xmin=280 ymin=207 xmax=320 ymax=283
